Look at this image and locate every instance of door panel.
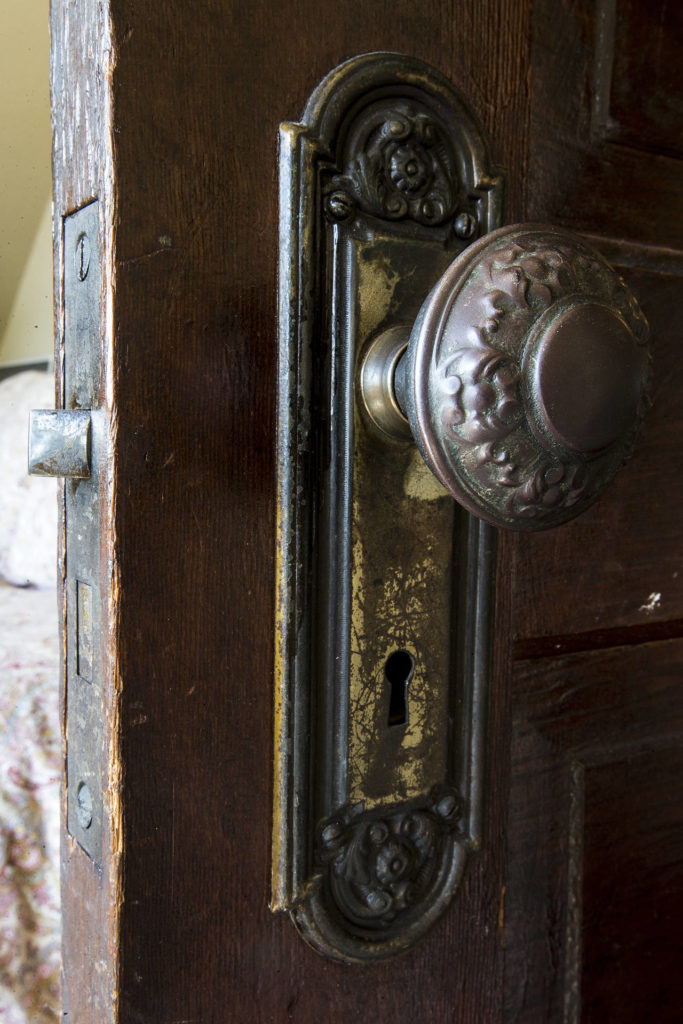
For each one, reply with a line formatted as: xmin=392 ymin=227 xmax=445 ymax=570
xmin=528 ymin=0 xmax=683 ymax=246
xmin=512 ymin=268 xmax=683 ymax=640
xmin=581 ymin=744 xmax=683 ymax=1023
xmin=50 ymin=0 xmax=682 ymax=1020
xmin=505 ymin=639 xmax=683 ymax=1023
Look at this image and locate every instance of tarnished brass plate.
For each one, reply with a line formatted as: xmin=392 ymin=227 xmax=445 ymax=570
xmin=273 ymin=52 xmax=502 ymax=962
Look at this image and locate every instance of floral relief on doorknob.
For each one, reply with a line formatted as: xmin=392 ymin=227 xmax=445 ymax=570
xmin=405 ymin=225 xmax=653 ymax=529
xmin=324 ymin=101 xmax=464 ymax=227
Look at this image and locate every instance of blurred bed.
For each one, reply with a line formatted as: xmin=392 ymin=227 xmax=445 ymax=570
xmin=0 ymin=368 xmax=61 ymax=1023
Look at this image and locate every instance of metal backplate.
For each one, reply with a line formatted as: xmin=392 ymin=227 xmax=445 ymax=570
xmin=64 ymin=201 xmax=104 ymax=866
xmin=273 ymin=53 xmax=503 ymax=962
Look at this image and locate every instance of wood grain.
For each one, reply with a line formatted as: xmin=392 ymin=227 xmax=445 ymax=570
xmin=603 ymin=0 xmax=683 ymax=157
xmin=52 ymin=0 xmax=683 ymax=1020
xmin=527 ymin=0 xmax=683 ymax=248
xmin=582 ymin=745 xmax=683 ymax=1023
xmin=52 ymin=1 xmax=533 ymax=1021
xmin=512 ymin=267 xmax=683 ymax=641
xmin=51 ymin=1 xmax=119 ymax=1021
xmin=504 ymin=638 xmax=683 ymax=1023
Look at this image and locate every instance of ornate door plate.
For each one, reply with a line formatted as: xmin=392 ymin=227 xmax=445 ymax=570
xmin=273 ymin=53 xmax=503 ymax=962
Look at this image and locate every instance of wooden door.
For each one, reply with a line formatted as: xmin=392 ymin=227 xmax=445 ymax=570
xmin=50 ymin=1 xmax=682 ymax=1021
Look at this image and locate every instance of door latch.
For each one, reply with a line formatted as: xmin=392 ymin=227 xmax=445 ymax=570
xmin=28 ymin=200 xmax=104 ymax=867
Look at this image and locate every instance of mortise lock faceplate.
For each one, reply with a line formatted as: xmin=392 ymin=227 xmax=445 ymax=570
xmin=29 ymin=200 xmax=104 ymax=866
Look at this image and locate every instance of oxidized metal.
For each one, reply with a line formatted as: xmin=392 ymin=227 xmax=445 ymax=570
xmin=274 ymin=52 xmax=502 ymax=962
xmin=325 ymin=101 xmax=460 ymax=227
xmin=62 ymin=201 xmax=103 ymax=865
xmin=319 ymin=786 xmax=465 ymax=933
xmin=402 ymin=225 xmax=651 ymax=530
xmin=359 ymin=325 xmax=412 ymax=441
xmin=28 ymin=409 xmax=91 ymax=478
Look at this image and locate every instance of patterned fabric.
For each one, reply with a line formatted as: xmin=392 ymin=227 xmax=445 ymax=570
xmin=0 ymin=371 xmax=61 ymax=1022
xmin=0 ymin=584 xmax=61 ymax=1023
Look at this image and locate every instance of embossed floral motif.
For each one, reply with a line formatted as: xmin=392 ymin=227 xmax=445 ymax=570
xmin=319 ymin=788 xmax=462 ymax=930
xmin=471 ymin=240 xmax=648 ymax=348
xmin=507 ymin=460 xmax=589 ymax=518
xmin=325 ymin=102 xmax=460 ymax=226
xmin=388 ymin=144 xmax=431 ymax=195
xmin=429 ymin=232 xmax=651 ymax=525
xmin=437 ymin=345 xmax=522 ymax=445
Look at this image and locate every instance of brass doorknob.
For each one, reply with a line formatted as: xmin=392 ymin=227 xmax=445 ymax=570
xmin=361 ymin=224 xmax=651 ymax=530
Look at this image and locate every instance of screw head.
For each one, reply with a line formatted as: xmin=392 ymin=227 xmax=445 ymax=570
xmin=75 ymin=232 xmax=91 ymax=281
xmin=435 ymin=792 xmax=460 ymax=821
xmin=325 ymin=190 xmax=355 ymax=222
xmin=321 ymin=821 xmax=344 ymax=847
xmin=454 ymin=211 xmax=477 ymax=240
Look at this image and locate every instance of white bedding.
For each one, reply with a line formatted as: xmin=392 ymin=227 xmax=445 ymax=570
xmin=0 ymin=370 xmax=61 ymax=1022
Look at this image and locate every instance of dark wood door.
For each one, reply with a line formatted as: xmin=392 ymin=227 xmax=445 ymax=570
xmin=51 ymin=1 xmax=682 ymax=1021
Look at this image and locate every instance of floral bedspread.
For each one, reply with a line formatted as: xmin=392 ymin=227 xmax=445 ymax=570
xmin=0 ymin=582 xmax=61 ymax=1023
xmin=0 ymin=370 xmax=61 ymax=1022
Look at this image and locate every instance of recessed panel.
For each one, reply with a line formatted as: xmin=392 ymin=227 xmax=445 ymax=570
xmin=595 ymin=0 xmax=683 ymax=159
xmin=582 ymin=746 xmax=683 ymax=1023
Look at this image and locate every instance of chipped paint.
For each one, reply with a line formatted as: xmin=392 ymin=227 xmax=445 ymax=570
xmin=639 ymin=591 xmax=662 ymax=613
xmin=348 ymin=527 xmax=368 ymax=800
xmin=357 ymin=250 xmax=401 ymax=340
xmin=348 ymin=298 xmax=452 ymax=808
xmin=403 ymin=445 xmax=450 ymax=501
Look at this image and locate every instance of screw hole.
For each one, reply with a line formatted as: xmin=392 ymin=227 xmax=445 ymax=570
xmin=385 ymin=649 xmax=414 ymax=728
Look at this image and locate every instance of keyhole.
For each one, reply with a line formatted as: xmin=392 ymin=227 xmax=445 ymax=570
xmin=385 ymin=649 xmax=414 ymax=728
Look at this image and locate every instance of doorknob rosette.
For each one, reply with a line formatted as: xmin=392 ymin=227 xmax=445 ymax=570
xmin=399 ymin=224 xmax=651 ymax=530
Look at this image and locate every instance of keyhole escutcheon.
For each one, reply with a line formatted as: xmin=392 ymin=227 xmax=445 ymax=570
xmin=385 ymin=649 xmax=415 ymax=727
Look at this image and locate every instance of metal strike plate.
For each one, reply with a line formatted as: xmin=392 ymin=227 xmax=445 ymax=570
xmin=273 ymin=54 xmax=503 ymax=962
xmin=62 ymin=201 xmax=103 ymax=866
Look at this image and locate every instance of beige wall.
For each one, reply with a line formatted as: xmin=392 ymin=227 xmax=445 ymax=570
xmin=0 ymin=1 xmax=52 ymax=365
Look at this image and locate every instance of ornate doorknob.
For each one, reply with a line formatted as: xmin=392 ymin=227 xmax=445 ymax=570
xmin=361 ymin=224 xmax=651 ymax=530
